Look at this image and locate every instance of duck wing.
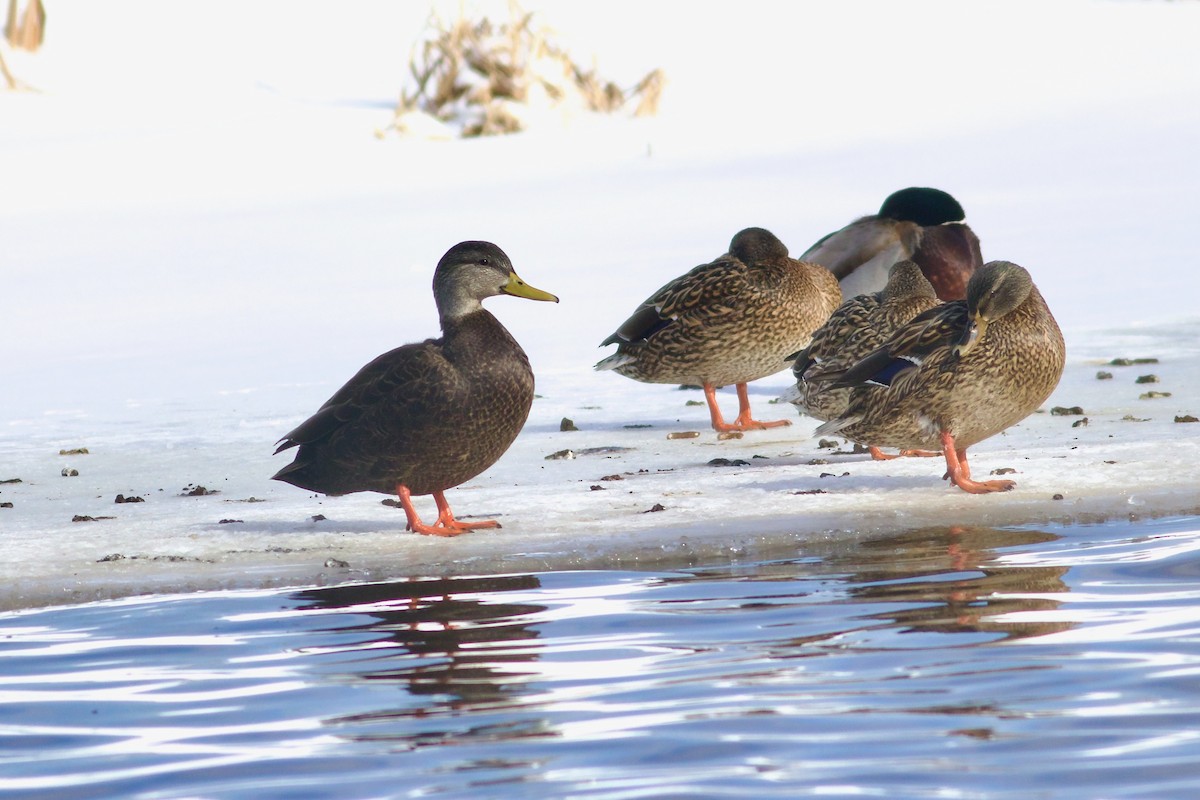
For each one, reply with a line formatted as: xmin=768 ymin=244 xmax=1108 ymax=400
xmin=274 ymin=339 xmax=456 ymax=455
xmin=800 ymin=217 xmax=916 ymax=282
xmin=600 ymin=255 xmax=745 ymax=346
xmin=826 ymin=300 xmax=971 ymax=389
xmin=791 ymin=293 xmax=880 ymax=374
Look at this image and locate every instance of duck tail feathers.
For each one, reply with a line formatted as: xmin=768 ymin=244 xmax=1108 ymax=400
xmin=594 ymin=352 xmax=636 ymax=372
xmin=814 ymin=415 xmax=860 ymax=438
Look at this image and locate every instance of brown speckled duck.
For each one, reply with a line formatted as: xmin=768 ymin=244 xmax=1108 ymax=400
xmin=802 ymin=187 xmax=983 ymax=301
xmin=814 ymin=261 xmax=1065 ymax=493
xmin=595 ymin=227 xmax=841 ymax=432
xmin=272 ymin=241 xmax=558 ymax=535
xmin=784 ymin=260 xmax=941 ymax=459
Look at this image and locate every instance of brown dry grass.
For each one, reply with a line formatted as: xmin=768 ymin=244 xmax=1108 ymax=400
xmin=2 ymin=0 xmax=45 ymax=90
xmin=381 ymin=4 xmax=663 ymax=138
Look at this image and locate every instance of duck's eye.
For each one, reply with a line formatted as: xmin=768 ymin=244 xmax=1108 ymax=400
xmin=480 ymin=257 xmax=490 ymax=266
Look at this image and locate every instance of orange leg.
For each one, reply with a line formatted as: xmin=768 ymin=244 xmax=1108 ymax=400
xmin=939 ymin=432 xmax=1014 ymax=493
xmin=702 ymin=382 xmax=792 ymax=433
xmin=396 ymin=485 xmax=502 ymax=537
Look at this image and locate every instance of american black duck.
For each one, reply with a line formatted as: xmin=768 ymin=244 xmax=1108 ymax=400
xmin=273 ymin=241 xmax=558 ymax=535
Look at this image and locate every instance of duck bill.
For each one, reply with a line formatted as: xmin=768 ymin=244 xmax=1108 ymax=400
xmin=503 ymin=271 xmax=559 ymax=303
xmin=956 ymin=315 xmax=989 ymax=357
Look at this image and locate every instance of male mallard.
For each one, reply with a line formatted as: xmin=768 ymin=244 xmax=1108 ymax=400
xmin=801 ymin=187 xmax=983 ymax=301
xmin=272 ymin=241 xmax=558 ymax=535
xmin=785 ymin=260 xmax=941 ymax=459
xmin=814 ymin=261 xmax=1064 ymax=493
xmin=595 ymin=227 xmax=841 ymax=432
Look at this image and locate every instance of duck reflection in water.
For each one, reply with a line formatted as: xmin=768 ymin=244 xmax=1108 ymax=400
xmin=839 ymin=525 xmax=1073 ymax=641
xmin=284 ymin=525 xmax=1074 ymax=751
xmin=655 ymin=524 xmax=1074 ymax=646
xmin=291 ymin=574 xmax=548 ymax=729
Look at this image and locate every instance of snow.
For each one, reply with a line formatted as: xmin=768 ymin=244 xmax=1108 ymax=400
xmin=3 ymin=0 xmax=1200 ymax=609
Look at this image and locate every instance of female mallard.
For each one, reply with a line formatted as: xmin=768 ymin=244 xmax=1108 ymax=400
xmin=272 ymin=241 xmax=558 ymax=536
xmin=595 ymin=227 xmax=841 ymax=432
xmin=801 ymin=187 xmax=983 ymax=301
xmin=815 ymin=261 xmax=1064 ymax=493
xmin=785 ymin=260 xmax=941 ymax=459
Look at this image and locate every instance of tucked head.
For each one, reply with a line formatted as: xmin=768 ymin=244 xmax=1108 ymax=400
xmin=433 ymin=241 xmax=558 ymax=320
xmin=883 ymin=260 xmax=938 ymax=301
xmin=878 ymin=187 xmax=966 ymax=226
xmin=729 ymin=227 xmax=789 ymax=264
xmin=957 ymin=260 xmax=1034 ymax=354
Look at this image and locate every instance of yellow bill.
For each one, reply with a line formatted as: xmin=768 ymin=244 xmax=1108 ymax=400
xmin=503 ymin=271 xmax=559 ymax=303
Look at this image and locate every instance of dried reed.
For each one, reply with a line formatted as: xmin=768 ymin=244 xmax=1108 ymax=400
xmin=381 ymin=4 xmax=663 ymax=138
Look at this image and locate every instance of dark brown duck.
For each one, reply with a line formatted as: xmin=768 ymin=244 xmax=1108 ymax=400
xmin=273 ymin=241 xmax=558 ymax=535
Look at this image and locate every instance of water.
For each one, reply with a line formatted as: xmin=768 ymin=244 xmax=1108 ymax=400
xmin=3 ymin=516 xmax=1200 ymax=799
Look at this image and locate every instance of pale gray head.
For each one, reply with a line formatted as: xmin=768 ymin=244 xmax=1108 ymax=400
xmin=729 ymin=227 xmax=789 ymax=264
xmin=432 ymin=241 xmax=558 ymax=321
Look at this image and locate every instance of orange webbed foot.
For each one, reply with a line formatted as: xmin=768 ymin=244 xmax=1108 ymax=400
xmin=939 ymin=433 xmax=1016 ymax=494
xmin=718 ymin=415 xmax=792 ymax=433
xmin=704 ymin=382 xmax=792 ymax=433
xmin=406 ymin=517 xmax=502 ymax=537
xmin=396 ymin=487 xmax=502 ymax=537
xmin=870 ymin=446 xmax=939 ymax=461
xmin=949 ymin=476 xmax=1016 ymax=494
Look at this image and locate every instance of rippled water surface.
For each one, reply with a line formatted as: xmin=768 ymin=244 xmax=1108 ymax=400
xmin=4 ymin=516 xmax=1200 ymax=799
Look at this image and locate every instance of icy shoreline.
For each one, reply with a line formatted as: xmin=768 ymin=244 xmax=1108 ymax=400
xmin=4 ymin=319 xmax=1197 ymax=610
